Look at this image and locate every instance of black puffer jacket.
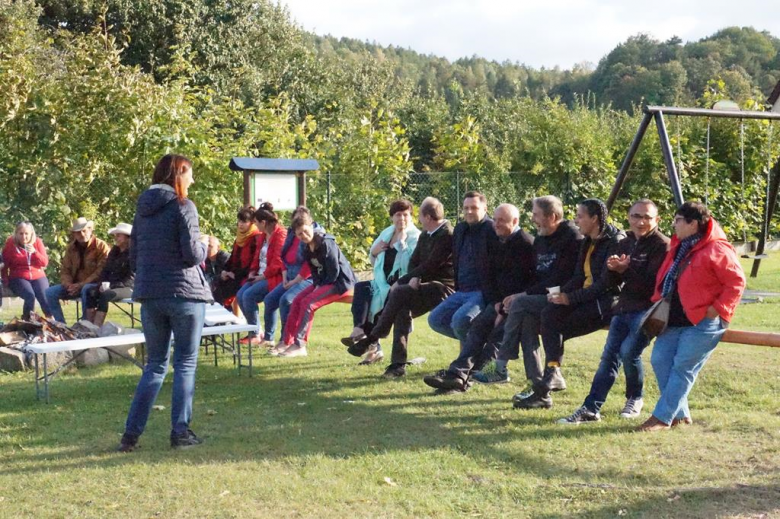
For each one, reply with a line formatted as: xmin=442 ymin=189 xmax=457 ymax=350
xmin=525 ymin=220 xmax=583 ymax=296
xmin=563 ymin=223 xmax=626 ymax=315
xmin=130 ymin=185 xmax=211 ymax=302
xmin=99 ymin=246 xmax=134 ymax=289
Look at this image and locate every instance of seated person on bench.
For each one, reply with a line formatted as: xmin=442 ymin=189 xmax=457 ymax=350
xmin=270 ymin=211 xmax=356 ymax=358
xmin=341 ymin=199 xmax=420 ymax=365
xmin=82 ymin=222 xmax=135 ymax=327
xmin=2 ymin=221 xmax=52 ymax=320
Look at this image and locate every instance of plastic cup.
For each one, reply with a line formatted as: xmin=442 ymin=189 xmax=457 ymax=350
xmin=101 ymin=282 xmax=110 ymax=292
xmin=547 ymin=286 xmax=561 ymax=295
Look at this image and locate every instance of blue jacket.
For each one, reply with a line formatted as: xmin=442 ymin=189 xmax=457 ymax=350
xmin=303 ymin=232 xmax=356 ymax=294
xmin=452 ymin=216 xmax=497 ymax=296
xmin=130 ymin=185 xmax=211 ymax=302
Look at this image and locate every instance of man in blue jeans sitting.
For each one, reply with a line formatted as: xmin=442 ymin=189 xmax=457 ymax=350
xmin=427 ymin=191 xmax=496 ymax=349
xmin=558 ymin=199 xmax=669 ymax=424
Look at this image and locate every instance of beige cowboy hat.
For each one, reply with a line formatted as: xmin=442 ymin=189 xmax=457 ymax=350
xmin=108 ymin=222 xmax=133 ymax=236
xmin=70 ymin=217 xmax=95 ymax=232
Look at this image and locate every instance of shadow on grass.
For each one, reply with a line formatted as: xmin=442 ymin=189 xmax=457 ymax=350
xmin=0 ymin=350 xmax=643 ymax=485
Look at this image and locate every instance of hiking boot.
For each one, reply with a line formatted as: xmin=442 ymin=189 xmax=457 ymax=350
xmin=348 ymin=336 xmax=376 ymax=357
xmin=513 ymin=391 xmax=553 ymax=410
xmin=558 ymin=405 xmax=601 ymax=425
xmin=382 ymin=363 xmax=406 ymax=378
xmin=512 ymin=383 xmax=536 ymax=403
xmin=472 ymin=362 xmax=510 ymax=384
xmin=619 ymin=397 xmax=644 ymax=419
xmin=536 ymin=366 xmax=566 ymax=392
xmin=636 ymin=415 xmax=670 ymax=432
xmin=423 ymin=370 xmax=466 ymax=391
xmin=117 ymin=433 xmax=139 ymax=453
xmin=671 ymin=416 xmax=693 ymax=427
xmin=279 ymin=344 xmax=308 ymax=357
xmin=170 ymin=429 xmax=203 ymax=449
xmin=358 ymin=344 xmax=384 ymax=365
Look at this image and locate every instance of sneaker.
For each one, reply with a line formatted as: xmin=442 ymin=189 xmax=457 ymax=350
xmin=348 ymin=336 xmax=376 ymax=357
xmin=382 ymin=363 xmax=406 ymax=378
xmin=636 ymin=415 xmax=670 ymax=432
xmin=512 ymin=384 xmax=536 ymax=403
xmin=117 ymin=433 xmax=139 ymax=453
xmin=558 ymin=405 xmax=601 ymax=425
xmin=619 ymin=397 xmax=644 ymax=419
xmin=268 ymin=342 xmax=290 ymax=356
xmin=513 ymin=391 xmax=553 ymax=409
xmin=423 ymin=370 xmax=466 ymax=391
xmin=340 ymin=334 xmax=367 ymax=348
xmin=537 ymin=366 xmax=567 ymax=392
xmin=259 ymin=339 xmax=276 ymax=348
xmin=358 ymin=344 xmax=384 ymax=365
xmin=279 ymin=344 xmax=308 ymax=357
xmin=472 ymin=362 xmax=510 ymax=384
xmin=170 ymin=429 xmax=203 ymax=449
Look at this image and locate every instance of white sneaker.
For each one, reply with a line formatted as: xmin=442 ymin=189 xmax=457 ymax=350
xmin=279 ymin=344 xmax=308 ymax=358
xmin=268 ymin=342 xmax=289 ymax=356
xmin=619 ymin=397 xmax=644 ymax=419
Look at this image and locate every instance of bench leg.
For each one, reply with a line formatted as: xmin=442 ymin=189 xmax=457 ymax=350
xmin=34 ymin=354 xmax=40 ymax=400
xmin=247 ymin=333 xmax=253 ymax=378
xmin=43 ymin=353 xmax=50 ymax=404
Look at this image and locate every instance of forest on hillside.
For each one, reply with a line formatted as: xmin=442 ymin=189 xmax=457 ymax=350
xmin=2 ymin=0 xmax=778 ymax=269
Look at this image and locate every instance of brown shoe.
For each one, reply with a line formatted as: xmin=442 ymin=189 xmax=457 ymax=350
xmin=671 ymin=416 xmax=693 ymax=427
xmin=637 ymin=415 xmax=671 ymax=432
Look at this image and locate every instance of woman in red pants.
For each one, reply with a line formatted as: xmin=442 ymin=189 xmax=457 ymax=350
xmin=271 ymin=211 xmax=356 ymax=358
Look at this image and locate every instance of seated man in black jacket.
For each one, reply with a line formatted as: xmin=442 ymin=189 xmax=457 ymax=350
xmin=475 ymin=195 xmax=582 ymax=389
xmin=350 ymin=197 xmax=455 ymax=378
xmin=424 ymin=203 xmax=535 ymax=393
xmin=515 ymin=198 xmax=625 ymax=409
xmin=558 ymin=199 xmax=669 ymax=423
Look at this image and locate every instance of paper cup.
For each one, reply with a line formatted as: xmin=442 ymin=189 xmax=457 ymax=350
xmin=547 ymin=286 xmax=561 ymax=295
xmin=101 ymin=282 xmax=110 ymax=291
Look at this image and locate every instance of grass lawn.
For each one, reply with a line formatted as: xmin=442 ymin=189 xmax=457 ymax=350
xmin=1 ymin=254 xmax=779 ymax=518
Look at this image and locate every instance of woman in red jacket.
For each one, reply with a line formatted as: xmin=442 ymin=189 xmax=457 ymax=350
xmin=639 ymin=202 xmax=746 ymax=432
xmin=1 ymin=221 xmax=52 ymax=319
xmin=237 ymin=203 xmax=288 ymax=346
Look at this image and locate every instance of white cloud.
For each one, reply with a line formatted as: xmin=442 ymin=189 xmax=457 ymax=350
xmin=280 ymin=0 xmax=780 ymax=68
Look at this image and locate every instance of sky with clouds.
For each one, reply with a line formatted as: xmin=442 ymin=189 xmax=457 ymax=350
xmin=279 ymin=0 xmax=780 ymax=69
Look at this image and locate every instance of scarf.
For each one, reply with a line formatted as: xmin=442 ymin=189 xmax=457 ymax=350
xmin=661 ymin=233 xmax=702 ymax=297
xmin=235 ymin=223 xmax=259 ymax=247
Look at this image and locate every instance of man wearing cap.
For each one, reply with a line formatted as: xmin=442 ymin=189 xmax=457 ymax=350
xmin=45 ymin=217 xmax=111 ymax=324
xmin=82 ymin=222 xmax=135 ymax=327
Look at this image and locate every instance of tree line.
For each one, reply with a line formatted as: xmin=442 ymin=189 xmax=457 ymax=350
xmin=1 ymin=0 xmax=777 ymax=273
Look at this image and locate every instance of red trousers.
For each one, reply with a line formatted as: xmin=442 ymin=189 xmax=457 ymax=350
xmin=282 ymin=284 xmax=347 ymax=345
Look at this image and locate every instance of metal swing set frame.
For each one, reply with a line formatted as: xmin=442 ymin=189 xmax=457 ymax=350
xmin=606 ymin=104 xmax=780 ymax=279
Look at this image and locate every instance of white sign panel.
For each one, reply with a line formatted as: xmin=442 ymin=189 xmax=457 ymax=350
xmin=253 ymin=173 xmax=298 ymax=210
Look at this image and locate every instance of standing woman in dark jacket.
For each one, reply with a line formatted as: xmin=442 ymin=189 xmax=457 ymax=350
xmin=118 ymin=154 xmax=211 ymax=452
xmin=83 ymin=222 xmax=135 ymax=327
xmin=270 ymin=211 xmax=356 ymax=358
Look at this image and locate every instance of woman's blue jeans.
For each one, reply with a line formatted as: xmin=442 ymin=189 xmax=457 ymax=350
xmin=237 ymin=280 xmax=270 ymax=336
xmin=262 ymin=280 xmax=313 ymax=342
xmin=124 ymin=298 xmax=206 ymax=438
xmin=650 ymin=317 xmax=726 ymax=424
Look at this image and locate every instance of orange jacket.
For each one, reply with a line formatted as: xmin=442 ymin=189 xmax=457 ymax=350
xmin=652 ymin=218 xmax=745 ymax=324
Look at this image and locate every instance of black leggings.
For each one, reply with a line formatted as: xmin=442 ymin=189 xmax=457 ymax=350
xmin=85 ymin=286 xmax=134 ymax=312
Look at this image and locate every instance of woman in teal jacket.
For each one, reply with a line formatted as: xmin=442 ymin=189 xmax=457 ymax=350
xmin=341 ymin=200 xmax=420 ymax=364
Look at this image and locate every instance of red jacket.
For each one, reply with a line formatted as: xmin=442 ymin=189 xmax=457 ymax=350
xmin=250 ymin=225 xmax=288 ymax=291
xmin=2 ymin=236 xmax=49 ymax=283
xmin=652 ymin=218 xmax=745 ymax=324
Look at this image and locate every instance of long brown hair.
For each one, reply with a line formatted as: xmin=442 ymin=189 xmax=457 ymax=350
xmin=152 ymin=154 xmax=193 ymax=202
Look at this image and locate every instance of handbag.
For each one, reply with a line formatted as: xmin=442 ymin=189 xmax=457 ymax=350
xmin=641 ymin=254 xmax=694 ymax=338
xmin=640 ymin=297 xmax=670 ymax=338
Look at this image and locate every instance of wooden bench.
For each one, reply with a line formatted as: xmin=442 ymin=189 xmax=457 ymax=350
xmin=722 ymin=329 xmax=780 ymax=348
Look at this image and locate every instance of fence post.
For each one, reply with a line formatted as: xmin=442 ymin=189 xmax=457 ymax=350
xmin=456 ymin=171 xmax=461 ymax=221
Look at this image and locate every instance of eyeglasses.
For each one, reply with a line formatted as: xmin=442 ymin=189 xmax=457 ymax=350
xmin=673 ymin=216 xmax=693 ymax=224
xmin=629 ymin=213 xmax=656 ymax=221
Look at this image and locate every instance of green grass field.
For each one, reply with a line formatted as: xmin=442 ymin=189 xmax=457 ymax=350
xmin=1 ymin=254 xmax=778 ymax=518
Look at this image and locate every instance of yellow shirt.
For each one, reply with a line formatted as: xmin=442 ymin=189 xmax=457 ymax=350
xmin=583 ymin=243 xmax=596 ymax=288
